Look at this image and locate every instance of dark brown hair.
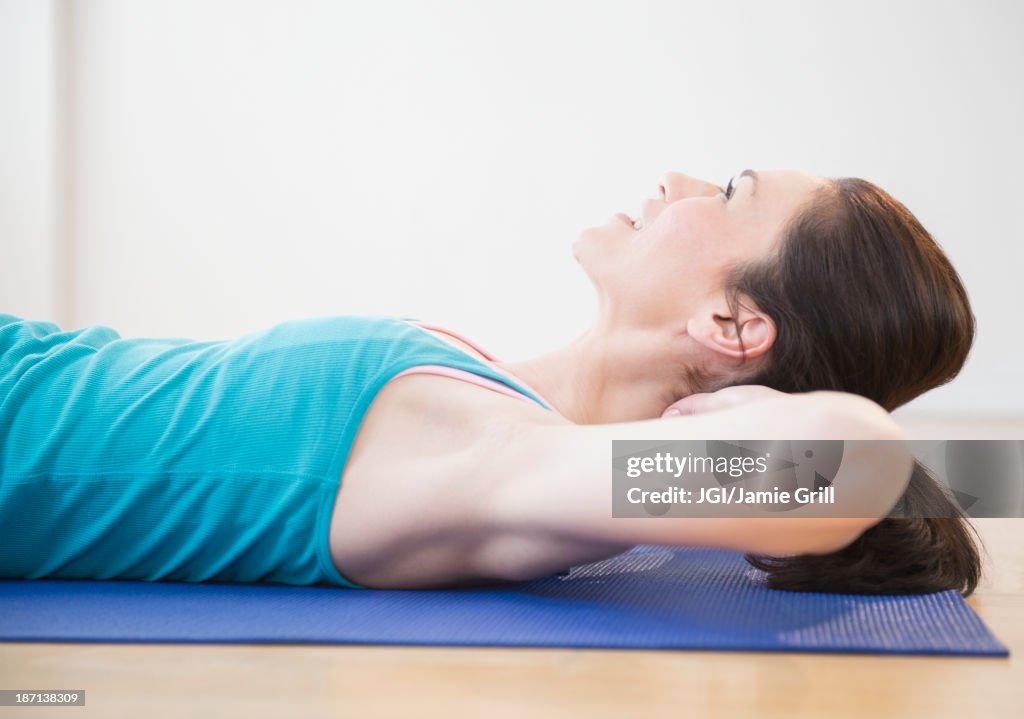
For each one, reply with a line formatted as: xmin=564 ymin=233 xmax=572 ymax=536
xmin=722 ymin=177 xmax=982 ymax=595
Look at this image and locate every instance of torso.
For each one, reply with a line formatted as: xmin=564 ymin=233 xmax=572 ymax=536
xmin=326 ymin=327 xmax=569 ymax=588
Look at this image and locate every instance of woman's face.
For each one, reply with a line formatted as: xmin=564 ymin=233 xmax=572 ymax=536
xmin=574 ymin=168 xmax=828 ymax=330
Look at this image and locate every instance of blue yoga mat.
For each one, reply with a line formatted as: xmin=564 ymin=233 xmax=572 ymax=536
xmin=0 ymin=546 xmax=1008 ymax=656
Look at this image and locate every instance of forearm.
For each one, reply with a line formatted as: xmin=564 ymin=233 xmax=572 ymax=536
xmin=484 ymin=391 xmax=912 ymax=556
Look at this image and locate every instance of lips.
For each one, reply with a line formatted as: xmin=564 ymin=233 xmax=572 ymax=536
xmin=615 ymin=212 xmax=634 ymax=227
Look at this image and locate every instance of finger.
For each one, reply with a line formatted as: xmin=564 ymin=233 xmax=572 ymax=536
xmin=661 ymin=393 xmax=714 ymax=417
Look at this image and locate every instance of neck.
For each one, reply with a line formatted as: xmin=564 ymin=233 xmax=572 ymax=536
xmin=492 ymin=322 xmax=693 ymax=425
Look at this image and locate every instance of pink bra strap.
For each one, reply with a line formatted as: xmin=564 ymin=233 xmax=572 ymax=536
xmin=390 ymin=365 xmax=541 ymax=407
xmin=401 ymin=318 xmax=562 ymax=416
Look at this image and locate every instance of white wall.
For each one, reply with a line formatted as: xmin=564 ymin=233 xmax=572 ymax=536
xmin=0 ymin=0 xmax=62 ymax=321
xmin=3 ymin=0 xmax=1023 ymax=415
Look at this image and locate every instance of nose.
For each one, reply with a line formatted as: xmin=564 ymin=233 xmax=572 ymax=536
xmin=658 ymin=171 xmax=724 ymax=203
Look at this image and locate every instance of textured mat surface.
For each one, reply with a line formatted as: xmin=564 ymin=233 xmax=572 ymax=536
xmin=0 ymin=546 xmax=1008 ymax=656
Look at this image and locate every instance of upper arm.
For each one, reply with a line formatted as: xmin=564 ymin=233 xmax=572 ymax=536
xmin=481 ymin=391 xmax=912 ymax=558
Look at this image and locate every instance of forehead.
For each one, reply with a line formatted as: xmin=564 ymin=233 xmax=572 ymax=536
xmin=750 ymin=168 xmax=826 ymax=200
xmin=730 ymin=169 xmax=827 ymax=248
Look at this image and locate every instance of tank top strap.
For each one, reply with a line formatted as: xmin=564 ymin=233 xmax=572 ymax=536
xmin=392 ymin=317 xmax=559 ymax=415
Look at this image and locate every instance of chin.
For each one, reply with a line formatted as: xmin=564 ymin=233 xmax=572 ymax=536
xmin=571 ymin=227 xmax=601 ymax=265
xmin=573 ymin=221 xmax=630 ymax=288
xmin=574 ymin=223 xmax=616 ymax=250
xmin=572 ymin=235 xmax=604 ymax=288
xmin=571 ymin=235 xmax=587 ymax=263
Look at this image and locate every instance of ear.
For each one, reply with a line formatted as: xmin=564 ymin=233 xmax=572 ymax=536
xmin=686 ymin=298 xmax=776 ymax=360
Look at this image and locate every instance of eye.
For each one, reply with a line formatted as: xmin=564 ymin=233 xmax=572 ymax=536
xmin=722 ymin=176 xmax=735 ymax=200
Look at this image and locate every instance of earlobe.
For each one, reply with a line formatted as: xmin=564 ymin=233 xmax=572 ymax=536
xmin=687 ymin=309 xmax=776 ymax=361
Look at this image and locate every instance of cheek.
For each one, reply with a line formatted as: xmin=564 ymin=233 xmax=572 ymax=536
xmin=646 ymin=208 xmax=729 ymax=282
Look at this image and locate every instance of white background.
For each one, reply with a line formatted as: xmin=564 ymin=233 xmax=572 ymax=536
xmin=1 ymin=0 xmax=1022 ymax=416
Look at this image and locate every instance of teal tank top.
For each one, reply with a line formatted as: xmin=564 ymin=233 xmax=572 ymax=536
xmin=0 ymin=313 xmax=554 ymax=589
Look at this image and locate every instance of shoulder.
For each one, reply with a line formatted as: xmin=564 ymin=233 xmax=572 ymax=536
xmin=348 ymin=369 xmax=566 ymax=467
xmin=328 ymin=369 xmax=569 ymax=587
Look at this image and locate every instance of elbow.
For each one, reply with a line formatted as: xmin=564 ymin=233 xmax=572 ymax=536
xmin=779 ymin=392 xmax=910 ymax=554
xmin=801 ymin=391 xmax=907 ymax=442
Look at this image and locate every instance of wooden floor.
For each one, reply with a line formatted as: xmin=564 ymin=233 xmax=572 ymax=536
xmin=1 ymin=418 xmax=1022 ymax=717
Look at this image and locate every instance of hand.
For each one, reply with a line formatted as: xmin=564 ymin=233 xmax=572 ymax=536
xmin=661 ymin=384 xmax=790 ymax=417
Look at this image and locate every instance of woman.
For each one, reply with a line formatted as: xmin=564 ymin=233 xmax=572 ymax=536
xmin=0 ymin=169 xmax=980 ymax=594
